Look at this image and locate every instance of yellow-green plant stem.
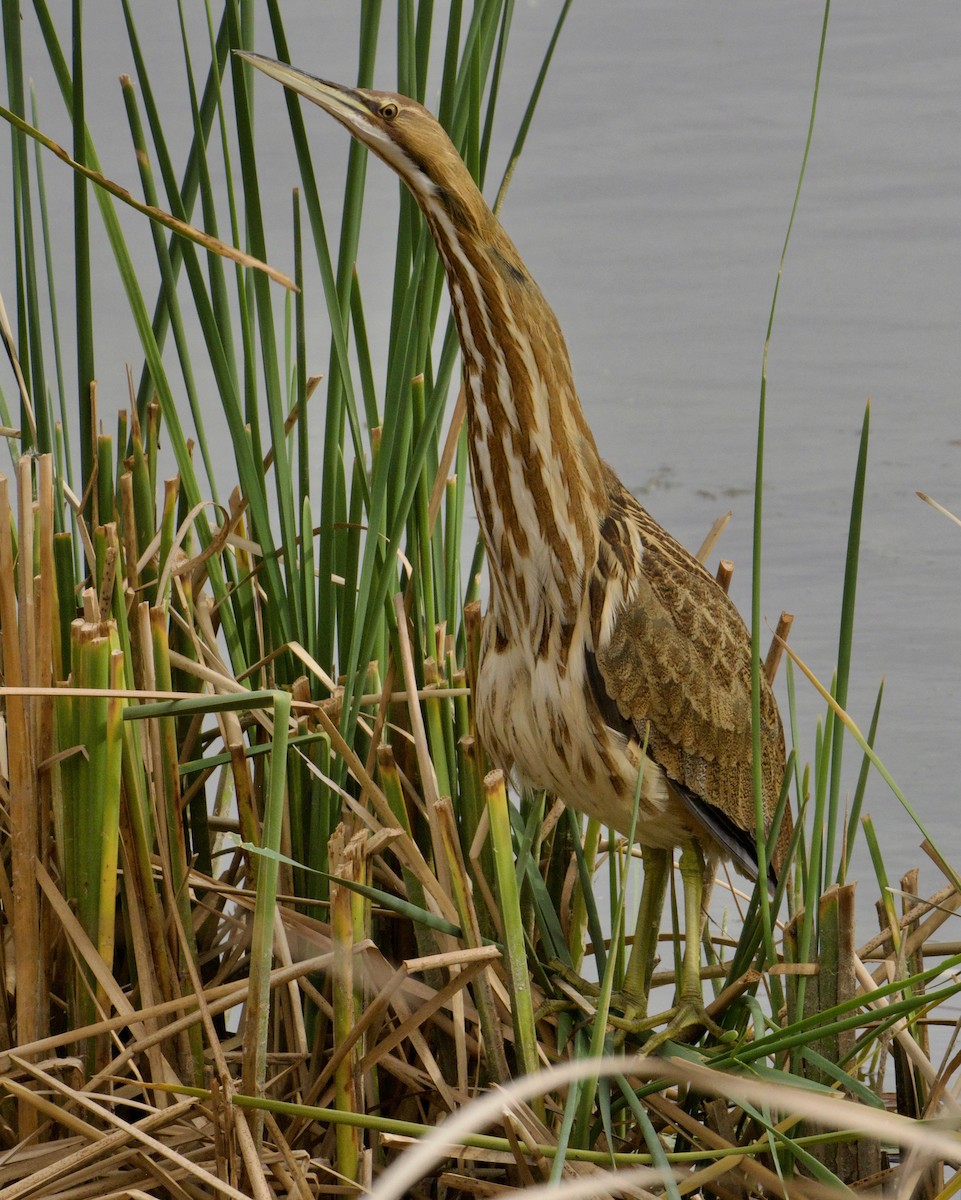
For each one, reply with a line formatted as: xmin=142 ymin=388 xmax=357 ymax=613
xmin=485 ymin=769 xmax=542 ymax=1112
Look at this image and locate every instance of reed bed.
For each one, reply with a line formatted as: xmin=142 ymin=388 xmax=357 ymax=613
xmin=1 ymin=2 xmax=960 ymax=1196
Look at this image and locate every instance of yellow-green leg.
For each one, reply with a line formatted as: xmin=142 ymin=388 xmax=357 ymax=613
xmin=641 ymin=840 xmax=724 ymax=1051
xmin=550 ymin=844 xmax=670 ymax=1033
xmin=623 ymin=845 xmax=670 ymax=1015
xmin=551 ymin=840 xmax=722 ymax=1048
xmin=677 ymin=841 xmax=710 ymax=1011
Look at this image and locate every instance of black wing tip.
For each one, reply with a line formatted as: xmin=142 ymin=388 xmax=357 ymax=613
xmin=673 ymin=783 xmax=778 ymax=892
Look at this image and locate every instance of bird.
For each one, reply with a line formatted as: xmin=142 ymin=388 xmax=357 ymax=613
xmin=237 ymin=51 xmax=792 ymax=1041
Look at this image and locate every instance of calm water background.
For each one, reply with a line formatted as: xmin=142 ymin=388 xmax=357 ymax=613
xmin=2 ymin=4 xmax=959 ymax=915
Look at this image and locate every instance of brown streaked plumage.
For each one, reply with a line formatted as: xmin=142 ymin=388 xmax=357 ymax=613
xmin=239 ymin=52 xmax=791 ymax=1037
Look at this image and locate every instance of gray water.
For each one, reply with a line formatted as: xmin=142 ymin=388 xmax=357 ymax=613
xmin=2 ymin=4 xmax=959 ymax=909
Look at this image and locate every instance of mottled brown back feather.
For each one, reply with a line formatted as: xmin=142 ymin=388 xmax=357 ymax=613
xmin=593 ymin=467 xmax=791 ymax=877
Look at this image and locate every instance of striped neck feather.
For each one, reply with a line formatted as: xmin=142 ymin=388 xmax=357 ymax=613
xmin=420 ymin=191 xmax=607 ymax=632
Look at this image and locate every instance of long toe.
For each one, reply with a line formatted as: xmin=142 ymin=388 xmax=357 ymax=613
xmin=635 ymin=997 xmax=727 ymax=1053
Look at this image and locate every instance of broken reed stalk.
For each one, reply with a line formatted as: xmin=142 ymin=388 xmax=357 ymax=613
xmin=0 ymin=458 xmax=55 ymax=1137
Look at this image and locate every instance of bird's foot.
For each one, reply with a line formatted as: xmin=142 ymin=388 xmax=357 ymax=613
xmin=545 ymin=960 xmax=659 ymax=1033
xmin=542 ymin=962 xmax=732 ymax=1050
xmin=634 ymin=995 xmax=730 ymax=1053
xmin=535 ymin=960 xmax=599 ymax=1024
xmin=545 ymin=958 xmax=602 ymax=1001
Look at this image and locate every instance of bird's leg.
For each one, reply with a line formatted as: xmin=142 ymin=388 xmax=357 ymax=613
xmin=551 ymin=843 xmax=726 ymax=1045
xmin=639 ymin=840 xmax=726 ymax=1051
xmin=677 ymin=840 xmax=712 ymax=1014
xmin=546 ymin=844 xmax=668 ymax=1026
xmin=622 ymin=845 xmax=671 ymax=1015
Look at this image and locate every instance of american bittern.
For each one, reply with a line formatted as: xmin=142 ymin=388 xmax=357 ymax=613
xmin=239 ymin=53 xmax=791 ymax=1040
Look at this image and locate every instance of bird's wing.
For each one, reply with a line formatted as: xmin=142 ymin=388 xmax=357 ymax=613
xmin=589 ymin=469 xmax=790 ymax=879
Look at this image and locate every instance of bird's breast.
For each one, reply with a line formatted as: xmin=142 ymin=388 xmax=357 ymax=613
xmin=474 ymin=608 xmax=693 ymax=846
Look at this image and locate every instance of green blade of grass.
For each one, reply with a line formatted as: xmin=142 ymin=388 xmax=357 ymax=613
xmin=825 ymin=399 xmax=870 ymax=883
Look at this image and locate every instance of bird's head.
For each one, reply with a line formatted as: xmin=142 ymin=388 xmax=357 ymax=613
xmin=235 ymin=52 xmax=480 ymax=225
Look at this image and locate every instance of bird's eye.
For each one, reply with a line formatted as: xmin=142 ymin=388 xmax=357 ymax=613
xmin=379 ymin=101 xmax=399 ymax=120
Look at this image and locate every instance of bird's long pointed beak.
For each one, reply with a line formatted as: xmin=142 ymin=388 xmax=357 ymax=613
xmin=234 ymin=51 xmax=369 ymax=129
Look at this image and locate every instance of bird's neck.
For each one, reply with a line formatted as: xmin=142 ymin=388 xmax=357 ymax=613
xmin=424 ymin=198 xmax=607 ymax=635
